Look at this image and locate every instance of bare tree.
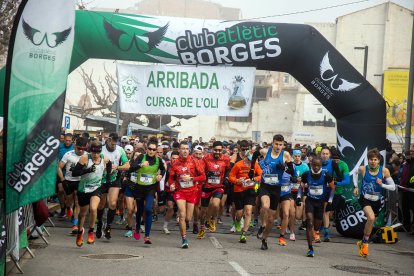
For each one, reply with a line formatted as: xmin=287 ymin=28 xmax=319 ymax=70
xmin=0 ymin=0 xmax=22 ymax=67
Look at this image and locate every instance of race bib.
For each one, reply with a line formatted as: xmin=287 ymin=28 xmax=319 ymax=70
xmin=309 ymin=185 xmax=323 ymax=196
xmin=242 ymin=179 xmax=255 ymax=188
xmin=140 ymin=173 xmax=154 ymax=185
xmin=291 ymin=183 xmax=300 ymax=190
xmin=130 ymin=172 xmax=137 ymax=182
xmin=364 ymin=193 xmax=380 ymax=201
xmin=180 ymin=179 xmax=194 ymax=188
xmin=208 ymin=176 xmax=221 ymax=185
xmin=281 ymin=185 xmax=290 ymax=192
xmin=264 ymin=174 xmax=279 ymax=185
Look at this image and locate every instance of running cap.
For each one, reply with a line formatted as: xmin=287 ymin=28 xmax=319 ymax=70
xmin=194 ymin=145 xmax=203 ymax=152
xmin=293 ymin=150 xmax=301 ymax=156
xmin=121 ymin=136 xmax=129 ymax=143
xmin=124 ymin=145 xmax=134 ymax=153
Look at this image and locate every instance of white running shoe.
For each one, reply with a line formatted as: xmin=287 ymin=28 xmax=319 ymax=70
xmin=230 ymin=224 xmax=236 ymax=233
xmin=163 ymin=227 xmax=170 ymax=234
xmin=140 ymin=225 xmax=145 ymax=232
xmin=289 ymin=233 xmax=296 ymax=241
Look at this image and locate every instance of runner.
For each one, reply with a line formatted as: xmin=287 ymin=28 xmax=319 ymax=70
xmin=168 ymin=141 xmax=206 ymax=248
xmin=71 ymin=141 xmax=112 ymax=247
xmin=198 ymin=141 xmax=230 ymax=239
xmin=354 ymin=148 xmax=395 ymax=257
xmin=228 ymin=149 xmax=262 ymax=243
xmin=96 ymin=133 xmax=130 ymax=240
xmin=122 ymin=145 xmax=137 ymax=237
xmin=291 ymin=149 xmax=309 ymax=236
xmin=192 ymin=145 xmax=205 ymax=235
xmin=161 ymin=151 xmax=179 ymax=234
xmin=57 ymin=137 xmax=88 ymax=234
xmin=295 ymin=156 xmax=335 ymax=257
xmin=127 ymin=139 xmax=166 ymax=244
xmin=256 ymin=134 xmax=292 ymax=250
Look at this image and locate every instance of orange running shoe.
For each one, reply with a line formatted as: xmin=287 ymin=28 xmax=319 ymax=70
xmin=71 ymin=225 xmax=78 ymax=235
xmin=87 ymin=231 xmax=95 ymax=244
xmin=278 ymin=236 xmax=287 ymax=246
xmin=357 ymin=240 xmax=369 ymax=257
xmin=76 ymin=228 xmax=84 ymax=247
xmin=66 ymin=208 xmax=73 ymax=219
xmin=313 ymin=231 xmax=321 ymax=243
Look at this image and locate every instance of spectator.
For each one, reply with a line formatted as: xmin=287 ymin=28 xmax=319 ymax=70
xmin=400 ymin=145 xmax=414 ymax=232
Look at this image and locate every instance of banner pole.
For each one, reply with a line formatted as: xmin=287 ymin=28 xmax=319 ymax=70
xmin=404 ymin=12 xmax=414 ymax=153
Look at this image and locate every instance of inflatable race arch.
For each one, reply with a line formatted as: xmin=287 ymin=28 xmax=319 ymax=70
xmin=2 ymin=1 xmax=385 ymax=238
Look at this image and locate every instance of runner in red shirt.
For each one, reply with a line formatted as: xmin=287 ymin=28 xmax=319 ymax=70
xmin=168 ymin=141 xmax=206 ymax=248
xmin=198 ymin=141 xmax=230 ymax=239
xmin=192 ymin=145 xmax=205 ymax=235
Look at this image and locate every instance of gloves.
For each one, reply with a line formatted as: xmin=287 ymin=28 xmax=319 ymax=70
xmin=295 ymin=197 xmax=302 ymax=207
xmin=285 ymin=161 xmax=294 ymax=175
xmin=248 ymin=169 xmax=254 ymax=180
xmin=276 ymin=161 xmax=285 ymax=171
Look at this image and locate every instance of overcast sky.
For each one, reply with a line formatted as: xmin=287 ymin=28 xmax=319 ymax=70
xmin=88 ymin=0 xmax=413 ymax=23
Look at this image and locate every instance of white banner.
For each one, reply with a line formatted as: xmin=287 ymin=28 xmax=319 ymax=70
xmin=117 ymin=64 xmax=255 ymax=116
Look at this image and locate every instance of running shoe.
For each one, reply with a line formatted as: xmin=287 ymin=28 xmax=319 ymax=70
xmin=152 ymin=214 xmax=158 ymax=222
xmin=217 ymin=218 xmax=223 ymax=224
xmin=76 ymin=228 xmax=84 ymax=247
xmin=256 ymin=226 xmax=264 ymax=240
xmin=314 ymin=231 xmax=321 ymax=243
xmin=71 ymin=225 xmax=78 ymax=235
xmin=144 ymin=236 xmax=152 ymax=244
xmin=181 ymin=238 xmax=189 ymax=249
xmin=192 ymin=223 xmax=199 ymax=234
xmin=58 ymin=208 xmax=66 ymax=219
xmin=104 ymin=226 xmax=111 ymax=240
xmin=307 ymin=249 xmax=314 ymax=257
xmin=253 ymin=219 xmax=258 ymax=227
xmin=208 ymin=219 xmax=216 ymax=232
xmin=278 ymin=236 xmax=287 ymax=246
xmin=230 ymin=223 xmax=236 ymax=233
xmin=133 ymin=229 xmax=141 ymax=240
xmin=197 ymin=229 xmax=206 ymax=239
xmin=87 ymin=231 xmax=95 ymax=244
xmin=289 ymin=233 xmax=296 ymax=241
xmin=234 ymin=220 xmax=242 ymax=233
xmin=96 ymin=222 xmax=103 ymax=239
xmin=276 ymin=225 xmax=282 ymax=230
xmin=66 ymin=208 xmax=73 ymax=220
xmin=261 ymin=239 xmax=268 ymax=250
xmin=299 ymin=221 xmax=307 ymax=231
xmin=323 ymin=233 xmax=330 ymax=242
xmin=239 ymin=233 xmax=247 ymax=243
xmin=357 ymin=240 xmax=369 ymax=257
xmin=162 ymin=227 xmax=170 ymax=234
xmin=140 ymin=224 xmax=145 ymax=233
xmin=124 ymin=230 xmax=133 ymax=238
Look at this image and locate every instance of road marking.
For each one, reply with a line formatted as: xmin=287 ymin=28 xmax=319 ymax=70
xmin=209 ymin=236 xmax=223 ymax=249
xmin=229 ymin=261 xmax=251 ymax=276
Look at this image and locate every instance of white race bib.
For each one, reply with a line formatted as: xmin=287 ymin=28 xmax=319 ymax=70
xmin=180 ymin=179 xmax=194 ymax=188
xmin=208 ymin=176 xmax=221 ymax=185
xmin=309 ymin=185 xmax=323 ymax=196
xmin=130 ymin=172 xmax=137 ymax=182
xmin=291 ymin=183 xmax=300 ymax=190
xmin=242 ymin=179 xmax=255 ymax=188
xmin=264 ymin=174 xmax=279 ymax=185
xmin=140 ymin=173 xmax=154 ymax=184
xmin=364 ymin=193 xmax=380 ymax=201
xmin=281 ymin=185 xmax=290 ymax=192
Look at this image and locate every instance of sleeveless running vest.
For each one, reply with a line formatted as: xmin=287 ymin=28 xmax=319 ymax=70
xmin=78 ymin=154 xmax=105 ymax=193
xmin=260 ymin=148 xmax=284 ymax=185
xmin=361 ymin=165 xmax=384 ymax=202
xmin=132 ymin=154 xmax=159 ymax=186
xmin=307 ymin=172 xmax=328 ymax=200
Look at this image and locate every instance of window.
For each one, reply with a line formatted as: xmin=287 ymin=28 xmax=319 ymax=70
xmin=283 ymin=73 xmax=290 ymax=84
xmin=252 ymin=87 xmax=268 ymax=103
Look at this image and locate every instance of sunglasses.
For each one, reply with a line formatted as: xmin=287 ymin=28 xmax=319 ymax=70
xmin=147 ymin=148 xmax=157 ymax=151
xmin=213 ymin=149 xmax=222 ymax=152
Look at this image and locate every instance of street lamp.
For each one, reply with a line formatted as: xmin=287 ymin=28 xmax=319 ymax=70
xmin=354 ymin=46 xmax=368 ymax=78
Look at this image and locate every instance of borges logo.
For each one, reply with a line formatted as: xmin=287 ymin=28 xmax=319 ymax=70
xmin=23 ymin=19 xmax=71 ymax=48
xmin=104 ymin=19 xmax=169 ymax=53
xmin=311 ymin=51 xmax=361 ymax=100
xmin=320 ymin=52 xmax=361 ymax=92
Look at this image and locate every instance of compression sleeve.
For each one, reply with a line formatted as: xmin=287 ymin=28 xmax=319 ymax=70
xmin=336 ymin=173 xmax=350 ymax=186
xmin=328 ymin=188 xmax=335 ymax=203
xmin=72 ymin=162 xmax=92 ymax=177
xmin=106 ymin=161 xmax=112 ymax=184
xmin=383 ymin=177 xmax=396 ymax=191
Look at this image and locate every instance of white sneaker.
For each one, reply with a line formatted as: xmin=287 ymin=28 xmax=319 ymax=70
xmin=289 ymin=233 xmax=296 ymax=241
xmin=230 ymin=224 xmax=236 ymax=233
xmin=163 ymin=227 xmax=170 ymax=234
xmin=140 ymin=225 xmax=145 ymax=232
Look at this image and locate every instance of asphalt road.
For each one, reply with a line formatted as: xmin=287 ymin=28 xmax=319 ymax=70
xmin=8 ymin=215 xmax=414 ymax=276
